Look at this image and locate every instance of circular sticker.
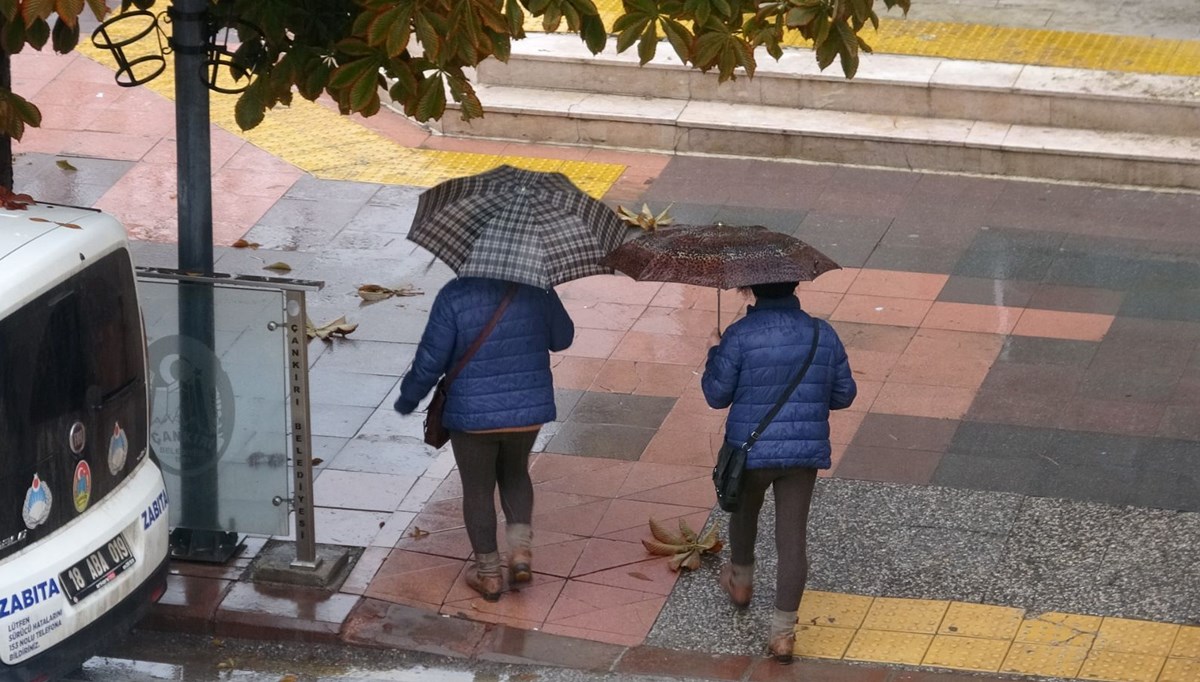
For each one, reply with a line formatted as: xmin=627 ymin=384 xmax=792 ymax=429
xmin=69 ymin=421 xmax=86 ymax=455
xmin=73 ymin=461 xmax=92 ymax=513
xmin=108 ymin=422 xmax=128 ymax=475
xmin=21 ymin=474 xmax=52 ymax=529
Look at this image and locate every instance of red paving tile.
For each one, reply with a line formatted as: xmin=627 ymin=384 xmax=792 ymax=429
xmin=571 ymin=537 xmax=657 ymax=576
xmin=535 ymin=461 xmax=634 ymax=498
xmin=800 ymin=267 xmax=860 ymax=293
xmin=832 ymin=295 xmax=934 ymax=328
xmin=545 ymin=590 xmax=667 ymax=640
xmin=340 ymin=545 xmax=389 ymax=595
xmin=527 ymin=537 xmax=589 ymax=578
xmin=633 ymin=305 xmax=734 ymax=337
xmin=554 ymin=328 xmax=626 ymax=359
xmin=922 ymin=302 xmax=1022 ymax=335
xmin=590 ymin=359 xmax=697 ymax=397
xmin=615 ymin=461 xmax=712 ymax=498
xmin=533 ymin=498 xmax=612 ymax=537
xmin=658 ymin=403 xmax=727 ymax=434
xmin=571 ymin=557 xmax=680 ymax=596
xmin=1060 ymin=398 xmax=1166 ymax=437
xmin=845 ymin=379 xmax=883 ymax=413
xmin=563 ymin=300 xmax=648 ymax=331
xmin=846 ymin=349 xmax=901 ymax=382
xmin=593 ymin=498 xmax=711 ymax=539
xmin=550 ymin=355 xmax=607 ymax=390
xmin=612 ymin=330 xmax=712 ymax=366
xmin=1012 ymin=309 xmax=1115 ymax=341
xmin=835 ymin=322 xmax=918 ymax=353
xmin=821 ymin=441 xmax=850 ymax=478
xmin=871 ymin=382 xmax=977 ymax=420
xmin=800 ymin=291 xmax=845 ymax=318
xmin=848 ymin=270 xmax=949 ymax=300
xmin=364 ymin=549 xmax=465 ymax=607
xmin=829 ymin=410 xmax=867 ymax=445
xmin=600 ymin=508 xmax=713 ymax=545
xmin=539 ymin=622 xmax=645 ymax=647
xmin=443 ymin=569 xmax=566 ymax=622
xmin=559 ymin=275 xmax=662 ymax=305
xmin=620 ymin=475 xmax=717 ymax=508
xmin=531 ymin=453 xmax=629 ymax=484
xmin=392 ymin=526 xmax=474 ymax=560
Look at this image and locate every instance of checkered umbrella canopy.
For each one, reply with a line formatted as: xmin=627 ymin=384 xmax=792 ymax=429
xmin=407 ymin=165 xmax=626 ymax=289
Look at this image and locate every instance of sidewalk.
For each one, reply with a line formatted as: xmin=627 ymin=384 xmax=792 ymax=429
xmin=12 ymin=7 xmax=1200 ymax=682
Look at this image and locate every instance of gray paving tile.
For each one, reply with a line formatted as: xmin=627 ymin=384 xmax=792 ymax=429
xmin=308 ymin=339 xmax=417 ymax=376
xmin=310 ymin=403 xmax=376 ymax=438
xmin=283 ymin=175 xmax=384 ymax=203
xmin=851 ymin=414 xmax=960 ymax=452
xmin=932 ymin=451 xmax=1044 ymax=497
xmin=711 ymin=205 xmax=806 ymax=234
xmin=1120 ymin=287 xmax=1200 ymax=322
xmin=996 ymin=336 xmax=1098 ymax=366
xmin=811 ymin=478 xmax=1023 ymax=535
xmin=978 ymin=362 xmax=1085 ymax=398
xmin=948 ymin=421 xmax=1056 ymax=461
xmin=366 ymin=183 xmax=424 ymax=208
xmin=323 ymin=434 xmax=439 ymax=476
xmin=14 ymin=152 xmax=134 ymax=207
xmin=646 ymin=201 xmax=719 ymax=226
xmin=1043 ymin=251 xmax=1145 ymax=290
xmin=1075 ymin=365 xmax=1180 ymax=402
xmin=937 ymin=276 xmax=1037 ymax=308
xmin=795 ymin=211 xmax=894 ymax=243
xmin=567 ymin=392 xmax=675 ymax=429
xmin=544 ymin=422 xmax=657 ymax=460
xmin=863 ymin=243 xmax=963 ymax=274
xmin=308 ymin=370 xmax=399 ymax=408
xmin=953 ymin=244 xmax=1058 ymax=281
xmin=346 ymin=202 xmax=418 ymax=235
xmin=554 ymin=388 xmax=585 ymax=421
xmin=1027 ymin=283 xmax=1124 ymax=315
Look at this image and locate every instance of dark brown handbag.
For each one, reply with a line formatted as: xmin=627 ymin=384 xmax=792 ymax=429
xmin=424 ymin=284 xmax=518 ymax=447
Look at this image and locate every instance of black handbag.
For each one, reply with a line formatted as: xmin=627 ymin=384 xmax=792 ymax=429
xmin=713 ymin=317 xmax=821 ymax=512
xmin=424 ymin=284 xmax=517 ymax=447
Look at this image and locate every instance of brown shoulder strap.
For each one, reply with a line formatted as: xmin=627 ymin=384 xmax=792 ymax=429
xmin=444 ymin=282 xmax=518 ymax=386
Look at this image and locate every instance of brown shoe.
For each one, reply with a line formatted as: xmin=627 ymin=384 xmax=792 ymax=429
xmin=768 ymin=631 xmax=795 ymax=665
xmin=465 ymin=566 xmax=504 ymax=602
xmin=719 ymin=563 xmax=752 ymax=609
xmin=509 ymin=548 xmax=532 ymax=584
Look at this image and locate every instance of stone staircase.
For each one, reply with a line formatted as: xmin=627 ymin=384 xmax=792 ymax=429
xmin=414 ymin=33 xmax=1200 ymax=190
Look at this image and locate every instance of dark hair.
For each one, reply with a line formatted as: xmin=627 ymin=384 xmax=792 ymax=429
xmin=738 ymin=281 xmax=799 ymax=299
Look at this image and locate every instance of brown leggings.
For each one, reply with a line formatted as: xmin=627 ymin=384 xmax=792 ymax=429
xmin=449 ymin=430 xmax=539 ymax=555
xmin=727 ymin=467 xmax=818 ymax=612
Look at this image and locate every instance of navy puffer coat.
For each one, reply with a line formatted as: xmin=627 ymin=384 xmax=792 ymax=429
xmin=701 ymin=296 xmax=855 ymax=470
xmin=395 ymin=277 xmax=574 ymax=431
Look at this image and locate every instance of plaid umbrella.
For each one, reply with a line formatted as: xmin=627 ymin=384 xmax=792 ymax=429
xmin=407 ymin=165 xmax=626 ymax=289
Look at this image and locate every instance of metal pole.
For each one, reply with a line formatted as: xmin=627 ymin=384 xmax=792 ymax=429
xmin=284 ymin=291 xmax=320 ymax=568
xmin=170 ymin=0 xmax=240 ymax=562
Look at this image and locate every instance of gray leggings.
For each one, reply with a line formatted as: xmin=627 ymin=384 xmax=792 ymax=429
xmin=449 ymin=430 xmax=539 ymax=555
xmin=727 ymin=467 xmax=818 ymax=612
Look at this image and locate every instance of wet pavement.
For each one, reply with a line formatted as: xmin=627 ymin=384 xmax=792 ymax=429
xmin=11 ymin=5 xmax=1200 ymax=682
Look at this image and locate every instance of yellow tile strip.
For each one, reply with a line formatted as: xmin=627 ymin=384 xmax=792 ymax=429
xmin=548 ymin=0 xmax=1200 ymax=77
xmin=792 ymin=591 xmax=1200 ymax=682
xmin=73 ymin=21 xmax=624 ymax=198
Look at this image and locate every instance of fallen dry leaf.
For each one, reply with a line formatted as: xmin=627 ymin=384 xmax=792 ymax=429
xmin=306 ymin=316 xmax=358 ymax=340
xmin=278 ymin=675 xmax=298 ymax=682
xmin=0 ymin=188 xmax=33 ymax=210
xmin=642 ymin=517 xmax=721 ymax=572
xmin=409 ymin=526 xmax=430 ymax=539
xmin=357 ymin=283 xmax=423 ymax=304
xmin=56 ymin=159 xmax=78 ymax=171
xmin=216 ymin=658 xmax=236 ymax=669
xmin=231 ymin=238 xmax=261 ymax=249
xmin=617 ymin=203 xmax=674 ymax=232
xmin=263 ymin=261 xmax=292 ymax=273
xmin=311 ymin=458 xmax=324 ymax=466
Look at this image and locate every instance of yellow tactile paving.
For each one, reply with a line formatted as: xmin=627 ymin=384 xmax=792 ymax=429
xmin=1161 ymin=658 xmax=1200 ymax=682
xmin=1172 ymin=627 xmax=1200 ymax=658
xmin=1003 ymin=641 xmax=1091 ymax=678
xmin=1017 ymin=612 xmax=1104 ymax=648
xmin=794 ymin=624 xmax=857 ymax=659
xmin=939 ymin=601 xmax=1025 ymax=640
xmin=1094 ymin=618 xmax=1181 ymax=657
xmin=1079 ymin=650 xmax=1168 ymax=682
xmin=923 ymin=635 xmax=1011 ymax=672
xmin=74 ymin=18 xmax=624 ymax=198
xmin=845 ymin=629 xmax=934 ymax=665
xmin=798 ymin=590 xmax=873 ymax=629
xmin=861 ymin=597 xmax=949 ymax=634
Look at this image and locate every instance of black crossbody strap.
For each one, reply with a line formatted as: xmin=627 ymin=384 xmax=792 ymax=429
xmin=743 ymin=316 xmax=821 ymax=450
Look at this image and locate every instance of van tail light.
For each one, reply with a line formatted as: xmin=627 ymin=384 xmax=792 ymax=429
xmin=149 ymin=582 xmax=167 ymax=603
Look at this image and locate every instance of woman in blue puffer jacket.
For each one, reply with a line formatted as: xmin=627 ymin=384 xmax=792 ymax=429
xmin=702 ymin=281 xmax=855 ymax=663
xmin=395 ymin=277 xmax=574 ymax=600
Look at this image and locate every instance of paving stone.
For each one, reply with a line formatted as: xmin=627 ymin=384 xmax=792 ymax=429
xmin=545 ymin=422 xmax=658 ymax=460
xmin=995 ymin=336 xmax=1098 ymax=366
xmin=567 ymin=392 xmax=676 ymax=429
xmin=937 ymin=276 xmax=1037 ymax=308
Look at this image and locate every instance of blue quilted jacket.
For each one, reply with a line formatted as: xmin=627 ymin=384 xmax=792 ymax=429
xmin=702 ymin=296 xmax=856 ymax=469
xmin=395 ymin=277 xmax=574 ymax=431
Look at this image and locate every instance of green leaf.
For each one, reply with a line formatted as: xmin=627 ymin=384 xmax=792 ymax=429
xmin=298 ymin=58 xmax=331 ymax=100
xmin=50 ymin=15 xmax=78 ymax=53
xmin=22 ymin=0 xmax=53 ymax=26
xmin=415 ymin=72 xmax=446 ymax=121
xmin=348 ymin=63 xmax=380 ymax=110
xmin=784 ymin=4 xmax=818 ymax=27
xmin=336 ymin=38 xmax=376 ymax=58
xmin=505 ymin=0 xmax=526 ymax=37
xmin=26 ymin=18 xmax=49 ymax=49
xmin=660 ymin=18 xmax=691 ymax=61
xmin=1 ymin=14 xmax=25 ymax=53
xmin=815 ymin=28 xmax=839 ymax=69
xmin=84 ymin=0 xmax=107 ymax=20
xmin=693 ymin=30 xmax=724 ymax=68
xmin=234 ymin=80 xmax=267 ymax=130
xmin=581 ymin=13 xmax=606 ymax=53
xmin=415 ymin=14 xmax=441 ymax=61
xmin=0 ymin=0 xmax=17 ymax=22
xmin=9 ymin=92 xmax=40 ymax=127
xmin=636 ymin=20 xmax=657 ymax=64
xmin=834 ymin=19 xmax=858 ymax=77
xmin=328 ymin=57 xmax=377 ymax=90
xmin=614 ymin=15 xmax=648 ymax=52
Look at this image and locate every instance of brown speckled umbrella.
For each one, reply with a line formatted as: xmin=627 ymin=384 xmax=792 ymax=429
xmin=601 ymin=224 xmax=840 ymax=333
xmin=601 ymin=224 xmax=840 ymax=289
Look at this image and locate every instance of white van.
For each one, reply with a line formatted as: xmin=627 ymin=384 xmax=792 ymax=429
xmin=0 ymin=201 xmax=169 ymax=681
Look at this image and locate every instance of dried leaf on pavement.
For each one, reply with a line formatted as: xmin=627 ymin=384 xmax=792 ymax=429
xmin=306 ymin=316 xmax=358 ymax=340
xmin=357 ymin=283 xmax=424 ymax=304
xmin=0 ymin=188 xmax=33 ymax=210
xmin=56 ymin=159 xmax=78 ymax=171
xmin=409 ymin=526 xmax=429 ymax=538
xmin=641 ymin=517 xmax=721 ymax=572
xmin=232 ymin=238 xmax=261 ymax=249
xmin=617 ymin=203 xmax=673 ymax=232
xmin=264 ymin=261 xmax=292 ymax=272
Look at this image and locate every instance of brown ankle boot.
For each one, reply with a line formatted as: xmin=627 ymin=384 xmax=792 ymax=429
xmin=509 ymin=547 xmax=532 ymax=584
xmin=465 ymin=565 xmax=504 ymax=601
xmin=768 ymin=631 xmax=795 ymax=665
xmin=718 ymin=563 xmax=752 ymax=608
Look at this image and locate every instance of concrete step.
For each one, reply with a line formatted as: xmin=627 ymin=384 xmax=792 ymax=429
xmin=473 ymin=34 xmax=1200 ymax=138
xmin=413 ymin=34 xmax=1200 ymax=189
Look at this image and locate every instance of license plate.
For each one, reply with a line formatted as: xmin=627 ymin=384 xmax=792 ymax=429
xmin=58 ymin=533 xmax=136 ymax=604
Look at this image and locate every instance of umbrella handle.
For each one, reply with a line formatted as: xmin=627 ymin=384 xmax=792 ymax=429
xmin=717 ymin=289 xmax=722 ymax=338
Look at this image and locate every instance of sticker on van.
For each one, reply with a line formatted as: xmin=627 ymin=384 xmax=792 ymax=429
xmin=108 ymin=421 xmax=128 ymax=475
xmin=0 ymin=578 xmax=61 ymax=620
xmin=20 ymin=474 xmax=52 ymax=529
xmin=73 ymin=461 xmax=92 ymax=512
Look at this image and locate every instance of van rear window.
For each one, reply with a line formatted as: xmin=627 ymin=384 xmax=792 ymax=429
xmin=0 ymin=249 xmax=147 ymax=561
